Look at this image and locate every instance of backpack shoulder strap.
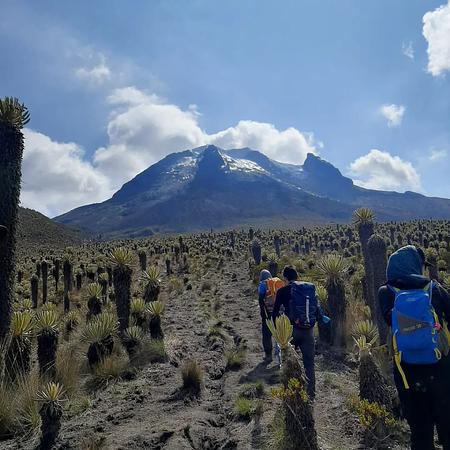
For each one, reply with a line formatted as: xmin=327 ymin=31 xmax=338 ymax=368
xmin=392 ymin=330 xmax=410 ymax=390
xmin=388 ymin=284 xmax=400 ymax=296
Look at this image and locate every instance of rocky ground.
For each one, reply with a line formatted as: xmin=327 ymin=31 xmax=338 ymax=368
xmin=5 ymin=255 xmax=406 ymax=450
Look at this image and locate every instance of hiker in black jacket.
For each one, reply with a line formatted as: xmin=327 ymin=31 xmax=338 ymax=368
xmin=378 ymin=245 xmax=450 ymax=450
xmin=273 ymin=265 xmax=318 ymax=399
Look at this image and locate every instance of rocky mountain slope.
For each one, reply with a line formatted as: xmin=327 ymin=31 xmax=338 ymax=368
xmin=55 ymin=145 xmax=450 ymax=237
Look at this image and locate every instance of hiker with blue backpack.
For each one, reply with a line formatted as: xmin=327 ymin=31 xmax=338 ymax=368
xmin=272 ymin=265 xmax=329 ymax=400
xmin=379 ymin=245 xmax=450 ymax=450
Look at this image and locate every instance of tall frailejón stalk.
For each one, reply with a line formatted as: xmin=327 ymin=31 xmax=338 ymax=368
xmin=0 ymin=97 xmax=29 ymax=341
xmin=267 ymin=315 xmax=318 ymax=450
xmin=354 ymin=208 xmax=376 ymax=318
xmin=110 ymin=248 xmax=133 ymax=334
xmin=41 ymin=259 xmax=48 ymax=305
xmin=317 ymin=254 xmax=348 ymax=348
xmin=367 ymin=235 xmax=389 ymax=345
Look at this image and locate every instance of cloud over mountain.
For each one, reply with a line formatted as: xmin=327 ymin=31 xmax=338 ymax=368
xmin=349 ymin=149 xmax=421 ymax=192
xmin=93 ymin=87 xmax=318 ymax=188
xmin=21 ymin=129 xmax=112 ymax=217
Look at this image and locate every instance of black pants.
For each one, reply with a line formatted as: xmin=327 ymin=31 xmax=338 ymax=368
xmin=395 ymin=356 xmax=450 ymax=450
xmin=261 ymin=317 xmax=273 ymax=356
xmin=293 ymin=326 xmax=316 ymax=399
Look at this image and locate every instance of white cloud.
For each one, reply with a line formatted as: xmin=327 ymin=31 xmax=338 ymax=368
xmin=94 ymin=86 xmax=318 ymax=189
xmin=75 ymin=54 xmax=111 ymax=84
xmin=209 ymin=121 xmax=316 ymax=165
xmin=423 ymin=1 xmax=450 ymax=76
xmin=402 ymin=41 xmax=415 ymax=60
xmin=21 ymin=129 xmax=113 ymax=217
xmin=429 ymin=149 xmax=448 ymax=161
xmin=93 ymin=89 xmax=206 ymax=185
xmin=380 ymin=104 xmax=405 ymax=127
xmin=349 ymin=149 xmax=421 ymax=192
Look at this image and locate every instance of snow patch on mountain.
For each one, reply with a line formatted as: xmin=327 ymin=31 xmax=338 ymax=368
xmin=222 ymin=155 xmax=267 ymax=174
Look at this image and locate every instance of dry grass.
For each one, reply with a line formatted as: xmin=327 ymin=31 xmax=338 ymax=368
xmin=55 ymin=341 xmax=83 ymax=397
xmin=92 ymin=353 xmax=128 ymax=387
xmin=131 ymin=337 xmax=167 ymax=367
xmin=0 ymin=383 xmax=15 ymax=437
xmin=167 ymin=277 xmax=184 ymax=295
xmin=0 ymin=371 xmax=42 ymax=439
xmin=14 ymin=372 xmax=42 ymax=434
xmin=79 ymin=434 xmax=106 ymax=449
xmin=181 ymin=359 xmax=203 ymax=394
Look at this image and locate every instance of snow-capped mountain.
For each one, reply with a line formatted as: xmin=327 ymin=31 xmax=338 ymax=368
xmin=55 ymin=145 xmax=450 ymax=237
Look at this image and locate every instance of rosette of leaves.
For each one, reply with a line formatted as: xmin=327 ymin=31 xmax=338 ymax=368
xmin=64 ymin=310 xmax=80 ymax=336
xmin=123 ymin=325 xmax=145 ymax=357
xmin=352 ymin=320 xmax=379 ymax=345
xmin=82 ymin=313 xmax=118 ymax=367
xmin=86 ymin=283 xmax=103 ymax=322
xmin=130 ymin=298 xmax=147 ymax=328
xmin=5 ymin=311 xmax=33 ymax=381
xmin=317 ymin=254 xmax=348 ymax=347
xmin=98 ymin=272 xmax=109 ymax=302
xmin=35 ymin=310 xmax=59 ymax=379
xmin=142 ymin=266 xmax=161 ymax=303
xmin=146 ymin=301 xmax=165 ymax=340
xmin=37 ymin=382 xmax=66 ymax=450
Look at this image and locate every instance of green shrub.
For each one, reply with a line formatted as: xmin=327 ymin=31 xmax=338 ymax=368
xmin=226 ymin=347 xmax=247 ymax=370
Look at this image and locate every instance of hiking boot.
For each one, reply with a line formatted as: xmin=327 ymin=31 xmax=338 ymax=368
xmin=275 ymin=347 xmax=282 ymax=368
xmin=264 ymin=353 xmax=273 ymax=363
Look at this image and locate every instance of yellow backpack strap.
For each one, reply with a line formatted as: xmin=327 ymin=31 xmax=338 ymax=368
xmin=444 ymin=321 xmax=450 ymax=342
xmin=393 ymin=331 xmax=409 ymax=389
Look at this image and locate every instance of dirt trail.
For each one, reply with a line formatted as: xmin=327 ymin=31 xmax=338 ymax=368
xmin=6 ymin=255 xmax=364 ymax=450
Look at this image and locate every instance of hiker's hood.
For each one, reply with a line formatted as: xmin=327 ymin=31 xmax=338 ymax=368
xmin=259 ymin=269 xmax=272 ymax=282
xmin=387 ymin=245 xmax=427 ymax=286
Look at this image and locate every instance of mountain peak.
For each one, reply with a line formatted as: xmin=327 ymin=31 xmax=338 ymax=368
xmin=300 ymin=152 xmax=354 ymax=198
xmin=56 ymin=145 xmax=450 ymax=237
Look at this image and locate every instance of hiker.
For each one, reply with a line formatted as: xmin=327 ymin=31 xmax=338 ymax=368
xmin=272 ymin=265 xmax=322 ymax=400
xmin=379 ymin=245 xmax=450 ymax=450
xmin=258 ymin=269 xmax=284 ymax=365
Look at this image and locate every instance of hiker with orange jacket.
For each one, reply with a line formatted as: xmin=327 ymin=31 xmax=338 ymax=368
xmin=258 ymin=269 xmax=284 ymax=364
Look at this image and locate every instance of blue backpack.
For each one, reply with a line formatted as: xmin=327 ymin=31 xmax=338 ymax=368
xmin=390 ymin=282 xmax=444 ymax=389
xmin=289 ymin=282 xmax=318 ymax=328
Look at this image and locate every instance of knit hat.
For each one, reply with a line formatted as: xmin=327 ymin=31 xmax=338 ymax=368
xmin=259 ymin=269 xmax=272 ymax=281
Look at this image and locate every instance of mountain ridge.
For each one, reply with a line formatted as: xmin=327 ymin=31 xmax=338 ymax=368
xmin=55 ymin=145 xmax=450 ymax=237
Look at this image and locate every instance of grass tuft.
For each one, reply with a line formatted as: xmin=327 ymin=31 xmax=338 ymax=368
xmin=181 ymin=359 xmax=203 ymax=395
xmin=226 ymin=347 xmax=247 ymax=370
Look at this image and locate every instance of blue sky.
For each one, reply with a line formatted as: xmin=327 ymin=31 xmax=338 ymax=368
xmin=1 ymin=0 xmax=450 ymax=216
